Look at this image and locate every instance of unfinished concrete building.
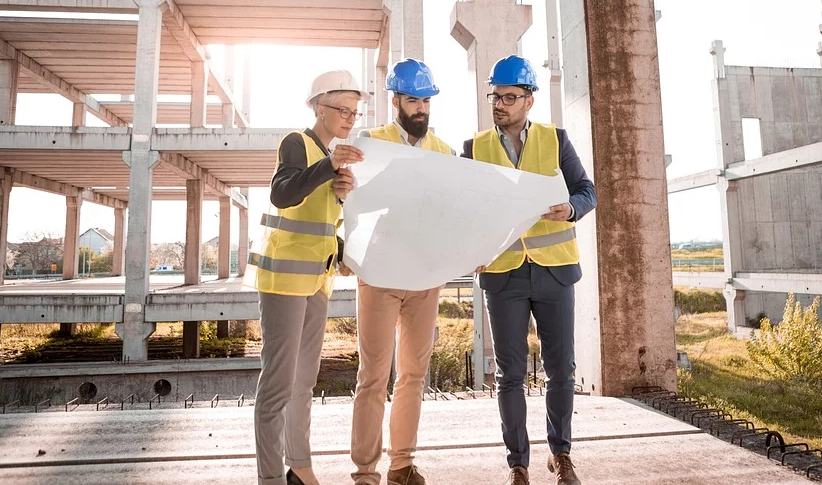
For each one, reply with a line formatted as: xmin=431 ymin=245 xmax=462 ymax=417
xmin=669 ymin=40 xmax=822 ymax=332
xmin=1 ymin=0 xmax=677 ymax=401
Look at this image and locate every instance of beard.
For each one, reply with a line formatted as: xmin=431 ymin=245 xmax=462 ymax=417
xmin=398 ymin=108 xmax=429 ymax=139
xmin=493 ymin=109 xmax=518 ymax=128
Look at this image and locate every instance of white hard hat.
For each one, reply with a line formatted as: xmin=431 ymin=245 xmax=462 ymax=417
xmin=306 ymin=70 xmax=371 ymax=107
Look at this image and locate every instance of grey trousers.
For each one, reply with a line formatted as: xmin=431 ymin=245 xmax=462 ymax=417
xmin=255 ymin=290 xmax=328 ymax=485
xmin=485 ymin=262 xmax=576 ymax=468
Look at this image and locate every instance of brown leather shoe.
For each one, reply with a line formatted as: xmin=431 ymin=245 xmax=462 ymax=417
xmin=547 ymin=453 xmax=581 ymax=485
xmin=387 ymin=465 xmax=426 ymax=485
xmin=506 ymin=466 xmax=529 ymax=485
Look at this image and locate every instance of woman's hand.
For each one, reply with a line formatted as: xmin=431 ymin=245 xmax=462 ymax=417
xmin=333 ymin=167 xmax=355 ymax=201
xmin=330 ymin=144 xmax=364 ymax=171
xmin=338 ymin=260 xmax=354 ymax=276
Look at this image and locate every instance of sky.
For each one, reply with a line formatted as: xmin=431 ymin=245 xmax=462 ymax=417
xmin=4 ymin=0 xmax=822 ymax=246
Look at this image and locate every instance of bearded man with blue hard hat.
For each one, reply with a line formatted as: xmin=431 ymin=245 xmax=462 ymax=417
xmin=336 ymin=58 xmax=453 ymax=485
xmin=461 ymin=55 xmax=597 ymax=485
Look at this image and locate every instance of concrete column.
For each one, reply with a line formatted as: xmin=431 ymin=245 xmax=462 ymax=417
xmin=817 ymin=42 xmax=822 ymax=68
xmin=183 ymin=178 xmax=204 ymax=357
xmin=403 ymin=0 xmax=423 ymax=60
xmin=376 ymin=66 xmax=388 ymax=126
xmin=190 ymin=61 xmax=208 ymax=128
xmin=710 ymin=40 xmax=746 ymax=332
xmin=389 ymin=0 xmax=403 ymax=120
xmin=450 ymin=0 xmax=532 ymax=132
xmin=59 ymin=192 xmax=82 ymax=338
xmin=0 ymin=59 xmax=19 ymax=125
xmin=216 ymin=196 xmax=231 ymax=338
xmin=184 ymin=179 xmax=204 ymax=286
xmin=364 ymin=49 xmax=377 ymax=127
xmin=223 ymin=46 xmax=236 ymax=127
xmin=72 ymin=102 xmax=86 ymax=127
xmin=582 ymin=0 xmax=676 ymax=395
xmin=544 ymin=0 xmax=563 ymax=127
xmin=62 ymin=193 xmax=82 ymax=280
xmin=117 ymin=0 xmax=163 ymax=362
xmin=237 ymin=188 xmax=249 ymax=277
xmin=111 ymin=207 xmax=126 ymax=276
xmin=0 ymin=169 xmax=12 ymax=287
xmin=242 ymin=48 xmax=252 ymax=125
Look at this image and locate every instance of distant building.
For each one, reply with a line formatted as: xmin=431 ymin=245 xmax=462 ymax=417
xmin=79 ymin=228 xmax=114 ymax=255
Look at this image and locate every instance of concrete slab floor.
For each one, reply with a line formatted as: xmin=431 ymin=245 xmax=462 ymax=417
xmin=0 ymin=396 xmax=815 ymax=484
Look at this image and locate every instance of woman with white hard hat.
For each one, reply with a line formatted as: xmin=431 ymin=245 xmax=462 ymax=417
xmin=244 ymin=70 xmax=369 ymax=485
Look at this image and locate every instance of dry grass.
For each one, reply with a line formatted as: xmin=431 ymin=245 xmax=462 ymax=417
xmin=671 ymin=248 xmax=724 ymax=260
xmin=677 ymin=312 xmax=822 ymax=450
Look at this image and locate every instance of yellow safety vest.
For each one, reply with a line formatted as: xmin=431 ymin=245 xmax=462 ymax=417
xmin=244 ymin=132 xmax=340 ymax=296
xmin=473 ymin=123 xmax=579 ymax=272
xmin=368 ymin=123 xmax=453 ymax=154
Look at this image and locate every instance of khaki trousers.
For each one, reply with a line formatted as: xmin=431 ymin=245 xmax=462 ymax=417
xmin=350 ymin=281 xmax=442 ymax=485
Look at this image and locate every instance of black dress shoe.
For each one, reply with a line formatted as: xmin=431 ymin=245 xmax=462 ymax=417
xmin=286 ymin=469 xmax=306 ymax=485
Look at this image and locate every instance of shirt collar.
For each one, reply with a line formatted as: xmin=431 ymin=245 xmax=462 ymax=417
xmin=495 ymin=119 xmax=530 ymax=143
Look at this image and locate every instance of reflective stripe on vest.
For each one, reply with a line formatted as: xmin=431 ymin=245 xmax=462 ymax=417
xmin=243 ymin=131 xmax=340 ymax=296
xmin=473 ymin=123 xmax=580 ymax=272
xmin=368 ymin=123 xmax=453 ymax=155
xmin=260 ymin=214 xmax=336 ymax=237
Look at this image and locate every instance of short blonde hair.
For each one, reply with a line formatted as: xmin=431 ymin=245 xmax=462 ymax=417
xmin=311 ymin=90 xmax=362 ymax=116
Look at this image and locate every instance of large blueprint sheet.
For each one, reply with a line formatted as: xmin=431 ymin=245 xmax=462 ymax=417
xmin=342 ymin=137 xmax=570 ymax=291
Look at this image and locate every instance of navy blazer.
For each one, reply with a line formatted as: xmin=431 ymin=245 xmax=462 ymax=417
xmin=461 ymin=127 xmax=597 ymax=292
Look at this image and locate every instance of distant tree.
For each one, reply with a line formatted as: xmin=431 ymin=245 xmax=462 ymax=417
xmin=201 ymin=243 xmax=218 ymax=270
xmin=77 ymin=245 xmax=95 ymax=274
xmin=90 ymin=250 xmax=113 ymax=273
xmin=151 ymin=242 xmax=185 ymax=269
xmin=5 ymin=247 xmax=16 ymax=274
xmin=13 ymin=231 xmax=63 ymax=274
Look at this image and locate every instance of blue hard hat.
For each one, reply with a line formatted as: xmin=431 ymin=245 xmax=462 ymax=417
xmin=487 ymin=55 xmax=539 ymax=92
xmin=386 ymin=58 xmax=440 ymax=97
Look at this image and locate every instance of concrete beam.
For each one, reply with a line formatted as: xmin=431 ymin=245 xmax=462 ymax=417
xmin=223 ymin=45 xmax=236 ymax=128
xmin=375 ymin=5 xmax=391 ymax=68
xmin=584 ymin=0 xmax=676 ymax=395
xmin=152 ymin=128 xmax=288 ymax=151
xmin=112 ymin=207 xmax=126 ymax=276
xmin=450 ymin=0 xmax=532 ymax=132
xmin=0 ymin=295 xmax=124 ymax=324
xmin=62 ymin=193 xmax=82 ymax=280
xmin=0 ymin=59 xmax=19 ymax=126
xmin=0 ymin=126 xmax=132 ymax=150
xmin=0 ymin=0 xmax=137 ymax=12
xmin=671 ymin=271 xmax=725 ymax=289
xmin=0 ymin=168 xmax=12 ymax=286
xmin=9 ymin=168 xmax=127 ymax=209
xmin=241 ymin=48 xmax=251 ymax=126
xmin=724 ymin=141 xmax=822 ymax=180
xmin=158 ymin=153 xmax=246 ymax=207
xmin=732 ymin=272 xmax=822 ymax=295
xmin=0 ymin=39 xmax=128 ymax=127
xmin=667 ymin=169 xmax=720 ymax=194
xmin=159 ymin=0 xmax=247 ymax=128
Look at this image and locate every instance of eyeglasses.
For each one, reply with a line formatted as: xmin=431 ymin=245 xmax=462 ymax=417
xmin=487 ymin=93 xmax=531 ymax=106
xmin=321 ymin=104 xmax=363 ymax=120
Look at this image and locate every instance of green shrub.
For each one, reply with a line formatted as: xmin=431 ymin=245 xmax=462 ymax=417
xmin=747 ymin=294 xmax=822 ymax=383
xmin=674 ymin=289 xmax=726 ymax=314
xmin=438 ymin=300 xmax=473 ymax=319
xmin=429 ymin=321 xmax=473 ymax=391
xmin=328 ymin=317 xmax=358 ymax=336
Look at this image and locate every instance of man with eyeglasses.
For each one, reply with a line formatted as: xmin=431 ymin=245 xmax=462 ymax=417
xmin=333 ymin=58 xmax=453 ymax=485
xmin=461 ymin=55 xmax=597 ymax=485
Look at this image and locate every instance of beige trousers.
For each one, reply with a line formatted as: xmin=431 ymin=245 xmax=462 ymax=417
xmin=350 ymin=281 xmax=442 ymax=485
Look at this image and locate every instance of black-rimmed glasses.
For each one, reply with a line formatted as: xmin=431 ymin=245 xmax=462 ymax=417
xmin=487 ymin=93 xmax=531 ymax=106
